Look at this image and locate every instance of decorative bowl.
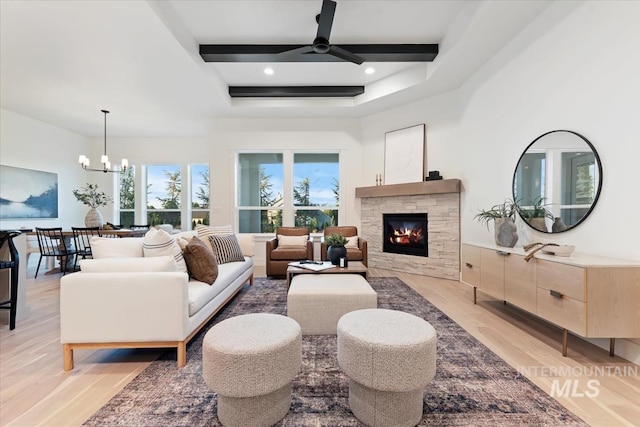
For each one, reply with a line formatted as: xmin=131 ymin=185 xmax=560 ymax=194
xmin=542 ymin=245 xmax=575 ymax=257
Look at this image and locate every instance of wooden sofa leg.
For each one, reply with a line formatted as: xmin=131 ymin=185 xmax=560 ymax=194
xmin=177 ymin=342 xmax=187 ymax=367
xmin=249 ymin=274 xmax=254 ymax=286
xmin=63 ymin=344 xmax=74 ymax=371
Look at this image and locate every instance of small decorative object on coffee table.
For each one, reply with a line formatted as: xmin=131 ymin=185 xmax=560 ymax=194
xmin=325 ymin=232 xmax=348 ymax=265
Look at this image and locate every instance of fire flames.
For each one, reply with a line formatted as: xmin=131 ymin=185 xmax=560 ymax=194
xmin=389 ymin=226 xmax=424 ymax=245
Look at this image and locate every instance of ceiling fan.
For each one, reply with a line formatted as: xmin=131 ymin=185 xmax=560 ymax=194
xmin=199 ymin=0 xmax=438 ymax=64
xmin=278 ymin=0 xmax=364 ymax=65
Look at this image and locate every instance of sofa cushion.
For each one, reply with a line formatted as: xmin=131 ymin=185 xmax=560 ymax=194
xmin=182 ymin=236 xmax=219 ymax=285
xmin=79 ymin=256 xmax=177 ymax=273
xmin=271 ymin=247 xmax=308 ymax=260
xmin=188 ymin=256 xmax=253 ymax=316
xmin=142 ymin=228 xmax=188 ymax=273
xmin=91 ymin=236 xmax=144 ymax=259
xmin=208 ymin=234 xmax=246 ymax=264
xmin=277 ymin=234 xmax=308 ymax=248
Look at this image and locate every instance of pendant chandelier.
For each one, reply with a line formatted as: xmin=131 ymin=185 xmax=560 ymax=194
xmin=78 ymin=109 xmax=128 ymax=173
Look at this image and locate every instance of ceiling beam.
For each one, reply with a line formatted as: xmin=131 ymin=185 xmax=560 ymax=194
xmin=200 ymin=44 xmax=438 ymax=63
xmin=229 ymin=86 xmax=365 ymax=98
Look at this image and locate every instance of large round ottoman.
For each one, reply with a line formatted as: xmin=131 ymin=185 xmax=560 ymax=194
xmin=202 ymin=313 xmax=302 ymax=427
xmin=337 ymin=309 xmax=437 ymax=427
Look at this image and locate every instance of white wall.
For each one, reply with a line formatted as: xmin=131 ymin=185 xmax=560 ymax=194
xmin=0 ymin=109 xmax=91 ymax=230
xmin=357 ymin=1 xmax=640 ymax=363
xmin=360 ymin=1 xmax=640 ymax=262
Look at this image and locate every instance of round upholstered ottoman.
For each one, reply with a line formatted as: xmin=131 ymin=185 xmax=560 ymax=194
xmin=202 ymin=313 xmax=302 ymax=427
xmin=337 ymin=309 xmax=437 ymax=427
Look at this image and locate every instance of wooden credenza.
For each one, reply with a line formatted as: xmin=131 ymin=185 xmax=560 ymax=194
xmin=461 ymin=243 xmax=640 ymax=357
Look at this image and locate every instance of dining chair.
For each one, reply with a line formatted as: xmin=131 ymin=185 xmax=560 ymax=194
xmin=0 ymin=230 xmax=21 ymax=329
xmin=35 ymin=227 xmax=78 ymax=278
xmin=72 ymin=227 xmax=101 ymax=265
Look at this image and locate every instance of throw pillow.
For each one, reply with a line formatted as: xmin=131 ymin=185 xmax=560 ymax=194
xmin=142 ymin=228 xmax=188 ymax=273
xmin=277 ymin=234 xmax=308 ymax=248
xmin=182 ymin=236 xmax=218 ymax=284
xmin=195 ymin=224 xmax=234 ymax=254
xmin=208 ymin=234 xmax=246 ymax=264
xmin=345 ymin=236 xmax=359 ymax=248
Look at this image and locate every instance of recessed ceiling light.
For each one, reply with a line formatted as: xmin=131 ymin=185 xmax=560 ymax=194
xmin=365 ymin=67 xmax=375 ymax=75
xmin=264 ymin=67 xmax=274 ymax=75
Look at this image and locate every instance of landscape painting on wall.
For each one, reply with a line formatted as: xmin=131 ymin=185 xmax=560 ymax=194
xmin=0 ymin=165 xmax=58 ymax=219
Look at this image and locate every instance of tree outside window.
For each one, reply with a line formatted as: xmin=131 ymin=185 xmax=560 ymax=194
xmin=147 ymin=164 xmax=181 ymax=228
xmin=191 ymin=164 xmax=210 ymax=228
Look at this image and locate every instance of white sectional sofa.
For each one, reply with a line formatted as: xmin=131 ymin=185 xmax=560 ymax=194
xmin=60 ymin=230 xmax=254 ymax=371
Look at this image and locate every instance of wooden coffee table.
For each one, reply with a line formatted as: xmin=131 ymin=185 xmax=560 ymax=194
xmin=286 ymin=261 xmax=368 ymax=288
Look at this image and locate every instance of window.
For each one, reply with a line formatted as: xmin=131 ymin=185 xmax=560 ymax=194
xmin=147 ymin=164 xmax=181 ymax=228
xmin=293 ymin=153 xmax=339 ymax=231
xmin=237 ymin=151 xmax=340 ymax=233
xmin=237 ymin=153 xmax=283 ymax=233
xmin=119 ymin=166 xmax=135 ymax=227
xmin=191 ymin=164 xmax=210 ymax=228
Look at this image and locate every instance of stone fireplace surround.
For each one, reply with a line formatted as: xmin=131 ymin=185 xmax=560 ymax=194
xmin=356 ymin=180 xmax=461 ymax=280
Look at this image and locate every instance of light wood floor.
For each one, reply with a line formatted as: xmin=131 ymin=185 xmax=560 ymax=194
xmin=1 ymin=266 xmax=639 ymax=426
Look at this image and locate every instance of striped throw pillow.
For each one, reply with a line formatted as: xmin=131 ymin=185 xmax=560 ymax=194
xmin=142 ymin=228 xmax=188 ymax=273
xmin=195 ymin=224 xmax=234 ymax=255
xmin=208 ymin=234 xmax=245 ymax=264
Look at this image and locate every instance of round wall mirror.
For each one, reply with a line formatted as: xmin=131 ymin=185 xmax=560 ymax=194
xmin=512 ymin=130 xmax=602 ymax=233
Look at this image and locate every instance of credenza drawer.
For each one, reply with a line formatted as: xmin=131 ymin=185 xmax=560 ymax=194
xmin=537 ymin=288 xmax=586 ymax=335
xmin=461 ymin=245 xmax=480 ymax=287
xmin=537 ymin=260 xmax=585 ymax=301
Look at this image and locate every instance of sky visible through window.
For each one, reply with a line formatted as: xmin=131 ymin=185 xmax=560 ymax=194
xmin=262 ymin=161 xmax=339 ymax=206
xmin=146 ymin=164 xmax=209 ymax=209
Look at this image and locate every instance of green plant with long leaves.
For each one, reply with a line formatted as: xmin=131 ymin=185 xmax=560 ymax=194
xmin=474 ymin=198 xmax=519 ymax=230
xmin=516 ymin=196 xmax=554 ymax=220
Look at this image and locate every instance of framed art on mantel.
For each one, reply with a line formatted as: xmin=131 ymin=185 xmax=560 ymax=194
xmin=384 ymin=124 xmax=425 ymax=185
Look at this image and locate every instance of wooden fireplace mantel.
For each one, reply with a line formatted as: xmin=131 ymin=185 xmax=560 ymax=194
xmin=355 ymin=179 xmax=461 ymax=198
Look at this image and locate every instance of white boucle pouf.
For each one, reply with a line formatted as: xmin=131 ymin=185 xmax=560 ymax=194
xmin=287 ymin=274 xmax=377 ymax=335
xmin=202 ymin=313 xmax=302 ymax=427
xmin=337 ymin=308 xmax=437 ymax=427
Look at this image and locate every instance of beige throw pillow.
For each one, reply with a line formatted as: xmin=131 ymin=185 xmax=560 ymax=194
xmin=277 ymin=234 xmax=308 ymax=248
xmin=182 ymin=236 xmax=219 ymax=284
xmin=142 ymin=228 xmax=188 ymax=273
xmin=345 ymin=236 xmax=359 ymax=248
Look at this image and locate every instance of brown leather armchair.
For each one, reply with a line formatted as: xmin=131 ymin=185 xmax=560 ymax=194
xmin=266 ymin=227 xmax=314 ymax=277
xmin=320 ymin=226 xmax=367 ymax=266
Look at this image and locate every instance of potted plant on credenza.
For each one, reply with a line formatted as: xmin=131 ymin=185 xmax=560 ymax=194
xmin=474 ymin=199 xmax=519 ymax=247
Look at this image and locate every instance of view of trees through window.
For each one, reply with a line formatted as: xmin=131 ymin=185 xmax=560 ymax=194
xmin=118 ymin=164 xmax=209 ymax=230
xmin=237 ymin=152 xmax=339 ymax=233
xmin=119 ymin=166 xmax=135 ymax=227
xmin=191 ymin=164 xmax=210 ymax=228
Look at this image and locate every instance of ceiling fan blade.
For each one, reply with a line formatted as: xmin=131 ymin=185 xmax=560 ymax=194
xmin=278 ymin=45 xmax=314 ymax=57
xmin=316 ymin=0 xmax=336 ymax=41
xmin=328 ymin=46 xmax=365 ymax=65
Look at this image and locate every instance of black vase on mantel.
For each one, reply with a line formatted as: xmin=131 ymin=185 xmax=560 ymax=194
xmin=327 ymin=245 xmax=347 ymax=266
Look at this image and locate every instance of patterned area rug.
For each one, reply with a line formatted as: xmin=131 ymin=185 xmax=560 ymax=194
xmin=84 ymin=277 xmax=586 ymax=426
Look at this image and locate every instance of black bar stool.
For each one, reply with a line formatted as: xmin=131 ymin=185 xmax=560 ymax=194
xmin=0 ymin=230 xmax=21 ymax=330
